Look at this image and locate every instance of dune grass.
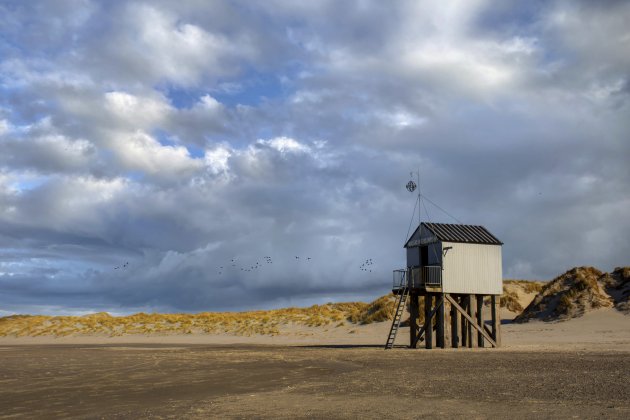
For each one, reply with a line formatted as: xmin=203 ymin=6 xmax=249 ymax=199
xmin=499 ymin=280 xmax=544 ymax=312
xmin=0 ymin=300 xmax=381 ymax=337
xmin=503 ymin=279 xmax=544 ymax=294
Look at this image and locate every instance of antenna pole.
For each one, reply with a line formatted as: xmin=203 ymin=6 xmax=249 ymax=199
xmin=417 ymin=168 xmax=421 ymax=227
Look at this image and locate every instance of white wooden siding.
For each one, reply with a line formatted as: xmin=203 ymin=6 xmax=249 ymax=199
xmin=441 ymin=242 xmax=502 ymax=295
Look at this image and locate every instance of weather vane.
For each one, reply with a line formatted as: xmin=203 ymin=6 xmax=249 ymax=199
xmin=406 ymin=179 xmax=417 ymax=193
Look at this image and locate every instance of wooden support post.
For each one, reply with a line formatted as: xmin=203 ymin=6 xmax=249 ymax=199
xmin=467 ymin=295 xmax=474 ymax=348
xmin=476 ymin=295 xmax=484 ymax=348
xmin=450 ymin=295 xmax=459 ymax=348
xmin=414 ymin=294 xmax=442 ymax=348
xmin=491 ymin=295 xmax=501 ymax=347
xmin=444 ymin=296 xmax=451 ymax=348
xmin=460 ymin=295 xmax=468 ymax=347
xmin=409 ymin=293 xmax=419 ymax=348
xmin=424 ymin=293 xmax=433 ymax=349
xmin=436 ymin=293 xmax=445 ymax=348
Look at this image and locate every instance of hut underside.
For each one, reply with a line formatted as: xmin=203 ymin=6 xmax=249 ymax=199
xmin=388 ymin=287 xmax=501 ymax=349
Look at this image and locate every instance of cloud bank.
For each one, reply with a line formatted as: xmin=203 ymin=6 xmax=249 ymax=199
xmin=0 ymin=0 xmax=628 ymax=314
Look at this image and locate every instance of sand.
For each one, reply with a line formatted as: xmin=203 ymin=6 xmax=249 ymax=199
xmin=1 ymin=343 xmax=629 ymax=419
xmin=1 ymin=308 xmax=628 ymax=418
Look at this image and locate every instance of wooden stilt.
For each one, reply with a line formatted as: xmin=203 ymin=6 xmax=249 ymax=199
xmin=444 ymin=297 xmax=451 ymax=348
xmin=424 ymin=293 xmax=433 ymax=349
xmin=476 ymin=295 xmax=484 ymax=348
xmin=491 ymin=295 xmax=501 ymax=347
xmin=467 ymin=295 xmax=474 ymax=348
xmin=414 ymin=294 xmax=442 ymax=348
xmin=460 ymin=295 xmax=468 ymax=347
xmin=451 ymin=294 xmax=459 ymax=348
xmin=436 ymin=293 xmax=445 ymax=348
xmin=409 ymin=293 xmax=418 ymax=348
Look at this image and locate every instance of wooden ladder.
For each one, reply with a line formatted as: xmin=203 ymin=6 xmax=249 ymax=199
xmin=384 ymin=287 xmax=409 ymax=349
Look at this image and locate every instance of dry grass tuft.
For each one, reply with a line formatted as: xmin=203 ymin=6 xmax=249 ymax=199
xmin=498 ymin=280 xmax=544 ymax=313
xmin=347 ymin=294 xmax=397 ymax=324
xmin=500 ymin=290 xmax=523 ymax=313
xmin=503 ymin=280 xmax=544 ymax=294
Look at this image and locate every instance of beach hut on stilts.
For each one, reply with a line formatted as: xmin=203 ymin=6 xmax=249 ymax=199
xmin=385 ymin=175 xmax=503 ymax=349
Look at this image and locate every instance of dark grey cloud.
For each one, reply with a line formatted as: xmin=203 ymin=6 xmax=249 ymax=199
xmin=0 ymin=0 xmax=628 ymax=314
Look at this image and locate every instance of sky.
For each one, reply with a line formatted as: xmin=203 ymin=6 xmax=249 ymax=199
xmin=0 ymin=0 xmax=628 ymax=315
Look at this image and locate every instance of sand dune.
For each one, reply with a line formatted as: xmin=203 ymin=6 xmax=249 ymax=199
xmin=516 ymin=266 xmax=630 ymax=322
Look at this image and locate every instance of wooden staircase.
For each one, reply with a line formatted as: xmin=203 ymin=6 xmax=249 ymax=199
xmin=384 ymin=287 xmax=409 ymax=349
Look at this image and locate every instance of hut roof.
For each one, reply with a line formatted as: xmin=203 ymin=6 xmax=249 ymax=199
xmin=405 ymin=222 xmax=503 ymax=247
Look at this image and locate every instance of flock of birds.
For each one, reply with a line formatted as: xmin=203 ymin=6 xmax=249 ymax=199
xmin=113 ymin=262 xmax=129 ymax=270
xmin=115 ymin=256 xmax=378 ymax=276
xmin=359 ymin=258 xmax=374 ymax=272
xmin=216 ymin=255 xmax=315 ymax=275
xmin=214 ymin=256 xmax=376 ymax=276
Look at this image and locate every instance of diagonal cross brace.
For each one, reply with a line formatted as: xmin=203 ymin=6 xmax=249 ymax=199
xmin=445 ymin=295 xmax=497 ymax=348
xmin=412 ymin=296 xmax=443 ymax=348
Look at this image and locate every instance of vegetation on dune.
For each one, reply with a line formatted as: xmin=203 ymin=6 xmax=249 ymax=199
xmin=0 ymin=294 xmax=405 ymax=337
xmin=0 ymin=300 xmax=373 ymax=338
xmin=499 ymin=280 xmax=544 ymax=312
xmin=500 ymin=290 xmax=523 ymax=313
xmin=503 ymin=280 xmax=544 ymax=294
xmin=347 ymin=294 xmax=397 ymax=324
xmin=514 ymin=266 xmax=614 ymax=322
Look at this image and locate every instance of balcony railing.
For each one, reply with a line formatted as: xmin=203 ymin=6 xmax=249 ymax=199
xmin=392 ymin=269 xmax=407 ymax=290
xmin=393 ymin=266 xmax=442 ymax=290
xmin=422 ymin=265 xmax=442 ymax=287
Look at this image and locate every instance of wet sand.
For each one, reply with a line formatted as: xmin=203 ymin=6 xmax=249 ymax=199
xmin=1 ymin=344 xmax=629 ymax=419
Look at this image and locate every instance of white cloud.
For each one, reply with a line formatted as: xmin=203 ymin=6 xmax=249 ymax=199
xmin=0 ymin=175 xmax=128 ymax=232
xmin=104 ymin=91 xmax=171 ymax=127
xmin=198 ymin=94 xmax=222 ymax=110
xmin=111 ymin=131 xmax=203 ymax=178
xmin=257 ymin=136 xmax=311 ymax=155
xmin=106 ymin=3 xmax=249 ymax=86
xmin=204 ymin=145 xmax=232 ymax=175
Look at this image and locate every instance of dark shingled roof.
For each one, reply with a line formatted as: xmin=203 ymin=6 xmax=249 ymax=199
xmin=406 ymin=222 xmax=503 ymax=247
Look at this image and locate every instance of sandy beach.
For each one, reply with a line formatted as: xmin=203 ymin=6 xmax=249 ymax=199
xmin=1 ymin=307 xmax=629 ymax=419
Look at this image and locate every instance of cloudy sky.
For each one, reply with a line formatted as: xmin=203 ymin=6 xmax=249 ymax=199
xmin=1 ymin=0 xmax=628 ymax=315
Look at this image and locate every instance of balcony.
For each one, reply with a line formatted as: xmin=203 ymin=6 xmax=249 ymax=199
xmin=392 ymin=266 xmax=442 ymax=291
